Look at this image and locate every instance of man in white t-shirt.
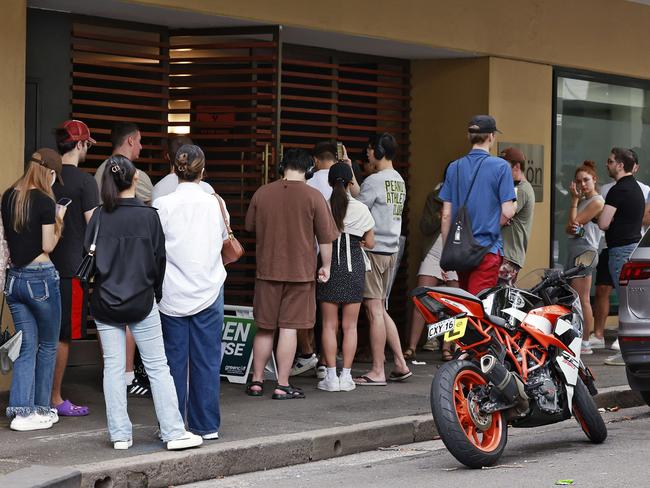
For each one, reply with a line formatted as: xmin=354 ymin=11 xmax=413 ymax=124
xmin=152 ymin=135 xmax=214 ymax=201
xmin=592 ymin=149 xmax=650 ymax=357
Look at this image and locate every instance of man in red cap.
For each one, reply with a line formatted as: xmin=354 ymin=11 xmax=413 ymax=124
xmin=498 ymin=146 xmax=535 ymax=285
xmin=49 ymin=120 xmax=99 ymax=416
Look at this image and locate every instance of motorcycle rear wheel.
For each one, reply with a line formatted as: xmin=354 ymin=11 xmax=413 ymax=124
xmin=431 ymin=360 xmax=508 ymax=468
xmin=572 ymin=377 xmax=607 ymax=443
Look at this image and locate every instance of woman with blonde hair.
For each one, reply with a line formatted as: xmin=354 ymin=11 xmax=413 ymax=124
xmin=565 ymin=160 xmax=605 ymax=355
xmin=154 ymin=145 xmax=228 ymax=440
xmin=2 ymin=149 xmax=66 ymax=431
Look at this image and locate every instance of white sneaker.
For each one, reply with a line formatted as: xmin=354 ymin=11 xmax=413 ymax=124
xmin=113 ymin=440 xmax=133 ymax=450
xmin=581 ymin=341 xmax=593 ymax=355
xmin=422 ymin=339 xmax=440 ymax=352
xmin=339 ymin=375 xmax=356 ymax=392
xmin=167 ymin=431 xmax=203 ymax=450
xmin=290 ymin=354 xmax=318 ymax=376
xmin=10 ymin=413 xmax=53 ymax=432
xmin=316 ymin=365 xmax=327 ymax=380
xmin=46 ymin=408 xmax=59 ymax=425
xmin=202 ymin=431 xmax=219 ymax=440
xmin=611 ymin=338 xmax=620 ymax=351
xmin=317 ymin=376 xmax=340 ymax=392
xmin=604 ymin=353 xmax=625 ymax=366
xmin=589 ymin=334 xmax=605 ymax=349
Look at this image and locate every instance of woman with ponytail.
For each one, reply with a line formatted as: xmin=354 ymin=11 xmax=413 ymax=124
xmin=2 ymin=149 xmax=65 ymax=431
xmin=565 ymin=160 xmax=605 ymax=355
xmin=317 ymin=163 xmax=375 ymax=392
xmin=87 ymin=155 xmax=202 ymax=451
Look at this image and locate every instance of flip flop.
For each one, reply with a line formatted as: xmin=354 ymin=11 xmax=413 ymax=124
xmin=388 ymin=370 xmax=413 ymax=382
xmin=55 ymin=399 xmax=90 ymax=416
xmin=353 ymin=375 xmax=387 ymax=386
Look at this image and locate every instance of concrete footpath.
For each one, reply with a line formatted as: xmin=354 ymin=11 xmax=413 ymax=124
xmin=0 ymin=346 xmax=644 ymax=488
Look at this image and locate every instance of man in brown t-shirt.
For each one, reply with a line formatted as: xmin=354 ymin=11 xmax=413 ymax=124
xmin=245 ymin=149 xmax=339 ymax=399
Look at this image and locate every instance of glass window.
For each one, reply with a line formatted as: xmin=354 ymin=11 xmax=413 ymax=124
xmin=554 ymin=75 xmax=650 ymax=268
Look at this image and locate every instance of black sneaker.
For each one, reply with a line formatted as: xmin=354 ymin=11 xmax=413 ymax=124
xmin=128 ymin=377 xmax=152 ymax=398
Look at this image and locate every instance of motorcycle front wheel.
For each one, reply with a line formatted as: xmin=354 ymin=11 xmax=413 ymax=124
xmin=431 ymin=360 xmax=508 ymax=468
xmin=572 ymin=377 xmax=607 ymax=443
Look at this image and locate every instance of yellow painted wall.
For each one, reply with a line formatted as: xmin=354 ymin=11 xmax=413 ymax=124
xmin=488 ymin=58 xmax=553 ymax=277
xmin=409 ymin=57 xmax=552 ymax=288
xmin=409 ymin=58 xmax=489 ymax=284
xmin=0 ymin=0 xmax=26 ymax=392
xmin=135 ymin=0 xmax=650 ymax=81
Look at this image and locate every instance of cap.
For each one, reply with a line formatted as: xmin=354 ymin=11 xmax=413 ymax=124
xmin=30 ymin=148 xmax=63 ymax=184
xmin=328 ymin=162 xmax=353 ymax=186
xmin=62 ymin=120 xmax=96 ymax=144
xmin=468 ymin=115 xmax=501 ymax=134
xmin=499 ymin=146 xmax=526 ymax=164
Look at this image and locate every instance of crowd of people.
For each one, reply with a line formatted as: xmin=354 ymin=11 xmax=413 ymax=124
xmin=0 ymin=113 xmax=645 ymax=451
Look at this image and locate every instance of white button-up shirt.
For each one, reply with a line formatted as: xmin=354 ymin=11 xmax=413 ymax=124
xmin=154 ymin=183 xmax=228 ymax=317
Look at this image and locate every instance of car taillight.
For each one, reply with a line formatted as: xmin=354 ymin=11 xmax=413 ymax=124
xmin=619 ymin=261 xmax=650 ymax=286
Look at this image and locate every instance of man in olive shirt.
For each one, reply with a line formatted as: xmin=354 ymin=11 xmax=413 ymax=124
xmin=499 ymin=147 xmax=535 ymax=285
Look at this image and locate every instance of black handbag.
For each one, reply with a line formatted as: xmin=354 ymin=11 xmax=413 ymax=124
xmin=75 ymin=207 xmax=101 ymax=283
xmin=440 ymin=156 xmax=494 ymax=273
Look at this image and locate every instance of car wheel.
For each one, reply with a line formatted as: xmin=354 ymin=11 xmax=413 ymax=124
xmin=640 ymin=391 xmax=650 ymax=407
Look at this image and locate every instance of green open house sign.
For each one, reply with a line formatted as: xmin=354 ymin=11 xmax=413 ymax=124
xmin=220 ymin=315 xmax=256 ymax=384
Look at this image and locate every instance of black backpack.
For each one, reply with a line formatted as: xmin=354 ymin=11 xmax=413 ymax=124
xmin=440 ymin=156 xmax=493 ymax=272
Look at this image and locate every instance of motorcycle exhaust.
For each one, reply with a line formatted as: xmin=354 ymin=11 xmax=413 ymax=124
xmin=480 ymin=355 xmax=529 ymax=414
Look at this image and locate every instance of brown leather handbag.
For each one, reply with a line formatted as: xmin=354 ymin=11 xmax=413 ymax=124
xmin=215 ymin=195 xmax=244 ymax=265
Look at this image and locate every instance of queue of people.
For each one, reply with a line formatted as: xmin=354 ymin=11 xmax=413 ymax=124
xmin=2 ymin=112 xmax=646 ymax=449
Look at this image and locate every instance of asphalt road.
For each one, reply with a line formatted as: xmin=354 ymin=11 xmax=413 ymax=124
xmin=184 ymin=406 xmax=650 ymax=488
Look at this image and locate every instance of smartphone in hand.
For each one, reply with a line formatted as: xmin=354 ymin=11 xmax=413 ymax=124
xmin=336 ymin=142 xmax=344 ymax=161
xmin=57 ymin=197 xmax=72 ymax=207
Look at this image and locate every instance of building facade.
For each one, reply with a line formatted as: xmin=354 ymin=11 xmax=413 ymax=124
xmin=2 ymin=0 xmax=650 ymax=389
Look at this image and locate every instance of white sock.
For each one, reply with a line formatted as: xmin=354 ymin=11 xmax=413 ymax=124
xmin=125 ymin=371 xmax=135 ymax=386
xmin=326 ymin=367 xmax=337 ymax=379
xmin=341 ymin=368 xmax=352 ymax=379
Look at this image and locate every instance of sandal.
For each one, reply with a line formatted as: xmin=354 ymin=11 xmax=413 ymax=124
xmin=388 ymin=370 xmax=413 ymax=382
xmin=271 ymin=384 xmax=305 ymax=400
xmin=54 ymin=399 xmax=90 ymax=417
xmin=245 ymin=381 xmax=264 ymax=397
xmin=403 ymin=348 xmax=416 ymax=361
xmin=441 ymin=350 xmax=454 ymax=362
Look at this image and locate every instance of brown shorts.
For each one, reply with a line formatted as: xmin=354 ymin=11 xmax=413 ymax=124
xmin=253 ymin=279 xmax=316 ymax=330
xmin=363 ymin=252 xmax=397 ymax=300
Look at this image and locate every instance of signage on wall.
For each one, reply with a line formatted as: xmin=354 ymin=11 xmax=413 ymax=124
xmin=497 ymin=142 xmax=544 ymax=202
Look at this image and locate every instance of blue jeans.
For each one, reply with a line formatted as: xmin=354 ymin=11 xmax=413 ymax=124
xmin=5 ymin=262 xmax=61 ymax=418
xmin=95 ymin=303 xmax=186 ymax=442
xmin=161 ymin=290 xmax=223 ymax=435
xmin=609 ymin=243 xmax=637 ymax=294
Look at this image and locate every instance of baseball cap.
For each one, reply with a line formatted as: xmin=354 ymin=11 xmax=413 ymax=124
xmin=62 ymin=120 xmax=96 ymax=144
xmin=30 ymin=148 xmax=63 ymax=184
xmin=467 ymin=115 xmax=501 ymax=134
xmin=500 ymin=147 xmax=526 ymax=164
xmin=328 ymin=162 xmax=353 ymax=186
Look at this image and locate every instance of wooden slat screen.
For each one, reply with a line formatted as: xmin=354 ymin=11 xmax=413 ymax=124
xmin=168 ymin=33 xmax=278 ymax=305
xmin=71 ymin=22 xmax=169 ymax=177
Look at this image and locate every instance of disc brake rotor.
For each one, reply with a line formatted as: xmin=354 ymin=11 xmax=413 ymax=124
xmin=467 ymin=391 xmax=492 ymax=432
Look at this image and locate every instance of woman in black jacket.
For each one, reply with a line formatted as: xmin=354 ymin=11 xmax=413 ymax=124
xmin=86 ymin=155 xmax=202 ymax=451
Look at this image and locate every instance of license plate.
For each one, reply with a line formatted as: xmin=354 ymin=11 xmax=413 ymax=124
xmin=427 ymin=316 xmax=468 ymax=342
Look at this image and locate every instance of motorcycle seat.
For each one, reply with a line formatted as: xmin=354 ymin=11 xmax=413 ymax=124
xmin=411 ymin=286 xmax=483 ymax=305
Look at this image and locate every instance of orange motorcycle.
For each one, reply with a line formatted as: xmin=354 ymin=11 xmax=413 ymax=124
xmin=412 ymin=252 xmax=606 ymax=468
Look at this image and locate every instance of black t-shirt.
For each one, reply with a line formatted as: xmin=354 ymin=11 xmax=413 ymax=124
xmin=605 ymin=175 xmax=645 ymax=248
xmin=50 ymin=165 xmax=100 ymax=277
xmin=1 ymin=189 xmax=56 ymax=267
